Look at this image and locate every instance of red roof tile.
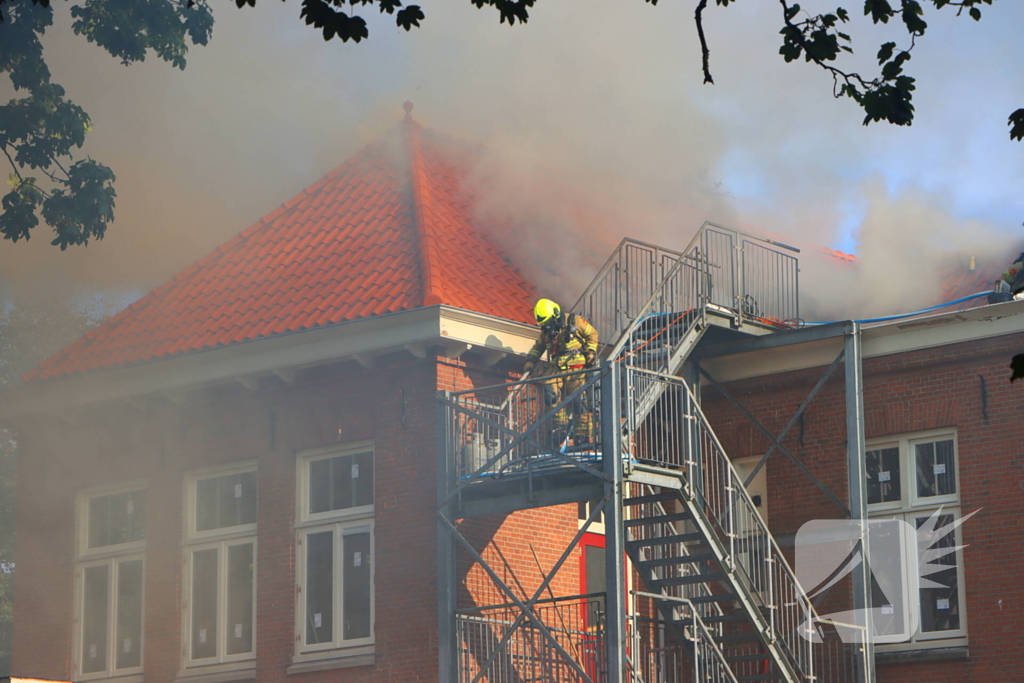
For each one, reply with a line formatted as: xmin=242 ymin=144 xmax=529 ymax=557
xmin=26 ymin=108 xmax=538 ymax=381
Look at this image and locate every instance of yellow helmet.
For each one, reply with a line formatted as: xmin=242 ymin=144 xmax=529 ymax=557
xmin=534 ymin=298 xmax=561 ymax=325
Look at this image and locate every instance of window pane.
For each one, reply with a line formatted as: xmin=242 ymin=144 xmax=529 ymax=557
xmin=226 ymin=543 xmax=255 ymax=656
xmin=191 ymin=549 xmax=219 ymax=659
xmin=115 ymin=559 xmax=143 ymax=670
xmin=916 ymin=440 xmax=956 ymax=498
xmin=867 ymin=447 xmax=900 ymax=505
xmin=195 ymin=478 xmax=217 ymax=532
xmin=343 ymin=532 xmax=371 ymax=641
xmin=352 ymin=452 xmax=374 ymax=509
xmin=584 ymin=545 xmax=606 ymax=631
xmin=88 ymin=495 xmax=111 ymax=549
xmin=305 ymin=531 xmax=334 ymax=645
xmin=309 ymin=458 xmax=332 ymax=514
xmin=331 ymin=456 xmax=353 ymax=511
xmin=308 ymin=453 xmax=373 ymax=515
xmin=88 ymin=491 xmax=146 ymax=549
xmin=917 ymin=514 xmax=961 ymax=633
xmin=196 ymin=472 xmax=257 ymax=532
xmin=82 ymin=565 xmax=110 ymax=674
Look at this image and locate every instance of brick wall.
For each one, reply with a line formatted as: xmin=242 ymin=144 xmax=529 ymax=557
xmin=12 ymin=354 xmax=443 ymax=683
xmin=701 ymin=332 xmax=1024 ymax=682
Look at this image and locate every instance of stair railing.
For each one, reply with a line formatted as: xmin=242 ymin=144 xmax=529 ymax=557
xmin=625 ymin=366 xmax=823 ymax=681
xmin=631 ymin=593 xmax=739 ymax=683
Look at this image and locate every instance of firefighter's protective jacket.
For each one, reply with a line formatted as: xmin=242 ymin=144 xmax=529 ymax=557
xmin=527 ymin=313 xmax=599 ymax=370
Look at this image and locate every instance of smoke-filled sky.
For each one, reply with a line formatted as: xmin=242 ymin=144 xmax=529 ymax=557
xmin=1 ymin=0 xmax=1022 ymax=319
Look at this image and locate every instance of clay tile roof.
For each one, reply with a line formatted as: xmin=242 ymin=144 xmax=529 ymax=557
xmin=26 ymin=105 xmax=537 ymax=381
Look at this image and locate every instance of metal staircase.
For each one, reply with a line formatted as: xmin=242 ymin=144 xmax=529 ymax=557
xmin=438 ymin=223 xmax=866 ymax=683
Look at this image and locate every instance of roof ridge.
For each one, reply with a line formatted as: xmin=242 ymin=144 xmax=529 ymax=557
xmin=402 ymin=104 xmax=444 ymax=307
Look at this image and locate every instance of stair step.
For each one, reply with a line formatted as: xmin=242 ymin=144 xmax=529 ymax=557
xmin=638 ymin=552 xmax=715 ymax=568
xmin=726 ymin=653 xmax=772 ymax=663
xmin=652 ymin=572 xmax=725 ymax=588
xmin=696 ymin=613 xmax=747 ymax=624
xmin=627 ymin=532 xmax=703 ymax=549
xmin=626 ymin=512 xmax=692 ymax=528
xmin=688 ymin=592 xmax=738 ymax=605
xmin=715 ymin=633 xmax=763 ymax=644
xmin=623 ymin=492 xmax=677 ymax=506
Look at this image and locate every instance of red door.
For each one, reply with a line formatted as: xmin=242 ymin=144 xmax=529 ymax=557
xmin=579 ymin=532 xmax=606 ymax=679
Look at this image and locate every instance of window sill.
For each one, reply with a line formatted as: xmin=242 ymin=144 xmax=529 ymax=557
xmin=75 ymin=674 xmax=143 ymax=683
xmin=287 ymin=653 xmax=375 ymax=675
xmin=876 ymin=646 xmax=969 ymax=665
xmin=174 ymin=666 xmax=256 ymax=683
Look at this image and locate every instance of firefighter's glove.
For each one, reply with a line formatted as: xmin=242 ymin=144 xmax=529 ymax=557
xmin=583 ymin=350 xmax=596 ymax=368
xmin=523 ymin=360 xmax=536 ymax=374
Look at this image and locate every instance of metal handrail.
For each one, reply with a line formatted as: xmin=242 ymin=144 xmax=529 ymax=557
xmin=624 ymin=365 xmax=824 ymax=681
xmin=630 ymin=592 xmax=739 ymax=683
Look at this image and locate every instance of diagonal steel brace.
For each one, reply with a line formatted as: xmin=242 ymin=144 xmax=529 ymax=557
xmin=700 ymin=358 xmax=851 ymax=518
xmin=439 ymin=514 xmax=598 ymax=683
xmin=466 ymin=497 xmax=608 ymax=683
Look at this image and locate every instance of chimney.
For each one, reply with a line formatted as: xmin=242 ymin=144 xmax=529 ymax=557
xmin=969 ymin=255 xmax=976 ymax=272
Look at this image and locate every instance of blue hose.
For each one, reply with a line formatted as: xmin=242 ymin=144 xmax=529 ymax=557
xmin=803 ymin=291 xmax=995 ymax=326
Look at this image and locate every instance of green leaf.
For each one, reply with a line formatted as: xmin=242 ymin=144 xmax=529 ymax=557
xmin=864 ymin=0 xmax=894 ymax=24
xmin=969 ymin=7 xmax=981 ymax=21
xmin=396 ymin=4 xmax=424 ymax=29
xmin=1009 ymin=108 xmax=1024 ymax=142
xmin=1011 ymin=354 xmax=1024 ymax=382
xmin=877 ymin=41 xmax=896 ymax=64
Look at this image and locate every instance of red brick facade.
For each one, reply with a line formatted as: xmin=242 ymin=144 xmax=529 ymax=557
xmin=11 ymin=352 xmax=582 ymax=683
xmin=701 ymin=332 xmax=1024 ymax=682
xmin=12 ymin=331 xmax=1024 ymax=683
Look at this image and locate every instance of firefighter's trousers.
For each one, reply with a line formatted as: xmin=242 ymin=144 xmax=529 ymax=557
xmin=540 ymin=366 xmax=594 ymax=442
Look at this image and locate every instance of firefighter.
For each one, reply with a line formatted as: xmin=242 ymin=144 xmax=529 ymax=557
xmin=990 ymin=251 xmax=1024 ymax=303
xmin=1002 ymin=251 xmax=1024 ymax=296
xmin=523 ymin=299 xmax=600 ymax=443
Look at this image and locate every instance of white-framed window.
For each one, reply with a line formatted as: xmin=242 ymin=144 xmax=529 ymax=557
xmin=183 ymin=464 xmax=257 ymax=670
xmin=295 ymin=442 xmax=375 ymax=661
xmin=867 ymin=430 xmax=967 ymax=649
xmin=75 ymin=484 xmax=147 ymax=681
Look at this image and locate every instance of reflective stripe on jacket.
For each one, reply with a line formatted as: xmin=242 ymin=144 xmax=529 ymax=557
xmin=527 ymin=313 xmax=599 ymax=367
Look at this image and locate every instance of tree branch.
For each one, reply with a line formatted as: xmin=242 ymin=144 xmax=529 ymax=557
xmin=694 ymin=0 xmax=713 ymax=85
xmin=0 ymin=145 xmax=23 ymax=183
xmin=777 ymin=0 xmax=880 ymax=96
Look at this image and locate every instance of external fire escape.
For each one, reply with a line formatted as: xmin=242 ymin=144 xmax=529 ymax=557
xmin=438 ymin=223 xmax=875 ymax=683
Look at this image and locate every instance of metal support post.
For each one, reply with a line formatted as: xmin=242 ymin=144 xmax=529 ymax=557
xmin=845 ymin=326 xmax=875 ymax=683
xmin=601 ymin=362 xmax=627 ymax=682
xmin=437 ymin=391 xmax=457 ymax=683
xmin=682 ymin=361 xmax=704 ymax=496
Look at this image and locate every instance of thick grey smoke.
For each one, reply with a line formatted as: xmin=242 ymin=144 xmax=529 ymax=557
xmin=0 ymin=0 xmax=1021 ymax=320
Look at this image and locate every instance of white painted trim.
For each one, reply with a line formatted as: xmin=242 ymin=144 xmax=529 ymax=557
xmin=184 ymin=462 xmax=258 ymax=543
xmin=702 ymin=301 xmax=1024 ymax=383
xmin=74 ymin=554 xmax=146 ymax=680
xmin=0 ymin=306 xmax=537 ymax=418
xmin=182 ymin=538 xmax=258 ymax=668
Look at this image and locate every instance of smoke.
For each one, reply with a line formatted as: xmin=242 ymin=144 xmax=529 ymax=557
xmin=797 ymin=178 xmax=1010 ymax=320
xmin=0 ymin=0 xmax=1021 ymax=320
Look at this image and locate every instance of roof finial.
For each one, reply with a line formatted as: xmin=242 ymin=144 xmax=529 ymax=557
xmin=403 ymin=100 xmax=414 ymax=120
